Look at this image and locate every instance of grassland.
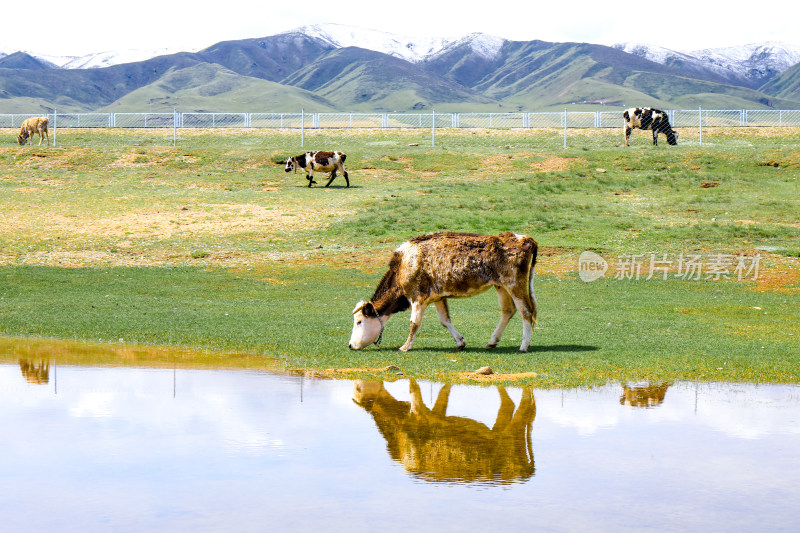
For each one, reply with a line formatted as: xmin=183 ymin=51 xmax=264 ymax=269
xmin=1 ymin=126 xmax=798 ymax=386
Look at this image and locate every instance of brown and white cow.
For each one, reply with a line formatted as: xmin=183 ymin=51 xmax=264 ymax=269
xmin=285 ymin=150 xmax=349 ymax=187
xmin=623 ymin=107 xmax=678 ymax=146
xmin=17 ymin=116 xmax=50 ymax=146
xmin=349 ymin=231 xmax=538 ymax=353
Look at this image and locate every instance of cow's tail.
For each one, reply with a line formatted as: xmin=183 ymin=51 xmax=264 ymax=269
xmin=524 ymin=238 xmax=538 ymax=325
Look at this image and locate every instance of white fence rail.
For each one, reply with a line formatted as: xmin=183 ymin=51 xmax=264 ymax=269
xmin=3 ymin=109 xmax=800 ymax=130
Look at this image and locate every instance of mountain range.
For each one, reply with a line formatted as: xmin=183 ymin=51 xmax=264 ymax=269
xmin=2 ymin=24 xmax=800 ymax=113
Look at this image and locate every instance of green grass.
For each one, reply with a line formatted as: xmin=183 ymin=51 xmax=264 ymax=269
xmin=1 ymin=265 xmax=796 ymax=387
xmin=1 ymin=127 xmax=798 ymax=385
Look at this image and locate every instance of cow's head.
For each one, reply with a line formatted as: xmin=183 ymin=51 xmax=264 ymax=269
xmin=349 ymin=301 xmax=384 ymax=350
xmin=17 ymin=132 xmax=28 ymax=145
xmin=666 ymin=131 xmax=679 ymax=145
xmin=284 ymin=157 xmax=296 ymax=173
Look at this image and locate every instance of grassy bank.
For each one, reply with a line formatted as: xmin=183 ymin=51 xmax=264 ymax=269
xmin=1 ymin=264 xmax=798 ymax=386
xmin=1 ymin=128 xmax=798 ymax=385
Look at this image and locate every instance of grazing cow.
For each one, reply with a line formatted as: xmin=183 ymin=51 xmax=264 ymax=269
xmin=349 ymin=231 xmax=538 ymax=353
xmin=17 ymin=116 xmax=50 ymax=146
xmin=285 ymin=150 xmax=349 ymax=187
xmin=623 ymin=107 xmax=678 ymax=146
xmin=354 ymin=379 xmax=536 ymax=483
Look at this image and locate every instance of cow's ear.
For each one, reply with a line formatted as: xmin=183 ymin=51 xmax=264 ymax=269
xmin=363 ymin=302 xmax=378 ymax=318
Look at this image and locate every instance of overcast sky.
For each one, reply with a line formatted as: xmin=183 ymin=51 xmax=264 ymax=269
xmin=4 ymin=0 xmax=799 ymax=57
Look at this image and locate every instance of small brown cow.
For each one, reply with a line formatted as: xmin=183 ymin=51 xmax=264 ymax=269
xmin=349 ymin=231 xmax=538 ymax=353
xmin=18 ymin=117 xmax=50 ymax=146
xmin=285 ymin=150 xmax=349 ymax=187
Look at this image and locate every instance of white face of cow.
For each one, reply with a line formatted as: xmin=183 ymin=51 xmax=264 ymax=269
xmin=349 ymin=301 xmax=384 ymax=350
xmin=284 ymin=158 xmax=295 ymax=173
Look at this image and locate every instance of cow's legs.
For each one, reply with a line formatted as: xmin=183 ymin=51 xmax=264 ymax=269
xmin=324 ymin=169 xmax=337 ymax=187
xmin=337 ymin=162 xmax=350 ymax=187
xmin=434 ymin=299 xmax=466 ymax=350
xmin=512 ymin=293 xmax=534 ymax=352
xmin=624 ymin=126 xmax=632 ymax=146
xmin=399 ymin=300 xmax=427 ymax=352
xmin=487 ymin=287 xmax=516 ymax=349
xmin=509 ymin=271 xmax=537 ymax=353
xmin=652 ymin=129 xmax=658 ymax=145
xmin=306 ymin=173 xmax=317 ymax=187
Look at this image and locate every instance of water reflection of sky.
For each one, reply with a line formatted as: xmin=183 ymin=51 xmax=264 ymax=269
xmin=1 ymin=363 xmax=799 ymax=532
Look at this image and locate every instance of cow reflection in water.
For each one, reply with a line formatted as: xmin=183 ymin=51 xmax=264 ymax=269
xmin=19 ymin=359 xmax=50 ymax=385
xmin=619 ymin=382 xmax=672 ymax=408
xmin=353 ymin=379 xmax=535 ymax=484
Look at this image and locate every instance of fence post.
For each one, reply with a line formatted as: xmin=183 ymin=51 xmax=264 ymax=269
xmin=53 ymin=109 xmax=57 ymax=147
xmin=173 ymin=109 xmax=177 ymax=146
xmin=431 ymin=109 xmax=436 ymax=147
xmin=698 ymin=106 xmax=703 ymax=145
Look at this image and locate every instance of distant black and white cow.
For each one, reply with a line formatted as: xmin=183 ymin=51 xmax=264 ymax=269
xmin=285 ymin=150 xmax=349 ymax=187
xmin=623 ymin=107 xmax=678 ymax=146
xmin=349 ymin=232 xmax=538 ymax=353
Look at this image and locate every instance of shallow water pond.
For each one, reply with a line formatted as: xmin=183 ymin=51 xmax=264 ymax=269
xmin=2 ymin=358 xmax=799 ymax=532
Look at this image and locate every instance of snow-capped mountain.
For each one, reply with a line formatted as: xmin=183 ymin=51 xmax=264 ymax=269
xmin=0 ymin=46 xmax=193 ymax=69
xmin=280 ymin=23 xmax=460 ymax=63
xmin=61 ymin=47 xmax=196 ymax=69
xmin=285 ymin=24 xmax=508 ymax=63
xmin=613 ymin=41 xmax=800 ymax=85
xmin=689 ymin=42 xmax=800 ymax=81
xmin=612 ymin=43 xmax=699 ymax=68
xmin=3 ymin=23 xmax=800 ymax=85
xmin=429 ymin=33 xmax=506 ymax=61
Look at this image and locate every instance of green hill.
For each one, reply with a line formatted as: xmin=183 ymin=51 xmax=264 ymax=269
xmin=760 ymin=62 xmax=800 ymax=101
xmin=1 ymin=33 xmax=799 ymax=113
xmin=103 ymin=63 xmax=338 ymax=112
xmin=283 ymin=47 xmax=496 ymax=110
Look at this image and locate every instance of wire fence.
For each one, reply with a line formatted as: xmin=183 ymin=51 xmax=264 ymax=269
xmin=3 ymin=108 xmax=800 ymax=150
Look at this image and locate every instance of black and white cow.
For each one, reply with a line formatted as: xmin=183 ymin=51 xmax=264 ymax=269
xmin=623 ymin=107 xmax=678 ymax=146
xmin=285 ymin=150 xmax=349 ymax=187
